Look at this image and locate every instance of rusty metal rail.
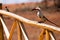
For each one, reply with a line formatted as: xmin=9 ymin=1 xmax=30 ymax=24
xmin=0 ymin=10 xmax=59 ymax=40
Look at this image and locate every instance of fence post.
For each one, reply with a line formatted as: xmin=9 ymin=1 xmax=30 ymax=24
xmin=39 ymin=29 xmax=45 ymax=40
xmin=17 ymin=23 xmax=22 ymax=40
xmin=0 ymin=3 xmax=4 ymax=40
xmin=46 ymin=30 xmax=50 ymax=40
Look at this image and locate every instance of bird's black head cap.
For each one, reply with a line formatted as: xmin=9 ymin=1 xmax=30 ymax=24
xmin=32 ymin=7 xmax=41 ymax=11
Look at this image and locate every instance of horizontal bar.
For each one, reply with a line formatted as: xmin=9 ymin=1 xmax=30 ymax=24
xmin=0 ymin=10 xmax=60 ymax=33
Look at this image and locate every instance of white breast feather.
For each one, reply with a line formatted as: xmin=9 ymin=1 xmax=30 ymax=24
xmin=37 ymin=12 xmax=39 ymax=17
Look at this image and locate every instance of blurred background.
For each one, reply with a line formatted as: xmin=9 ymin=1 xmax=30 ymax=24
xmin=0 ymin=0 xmax=60 ymax=40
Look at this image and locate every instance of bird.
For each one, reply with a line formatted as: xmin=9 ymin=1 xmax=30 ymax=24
xmin=4 ymin=6 xmax=11 ymax=19
xmin=5 ymin=6 xmax=10 ymax=12
xmin=32 ymin=7 xmax=59 ymax=27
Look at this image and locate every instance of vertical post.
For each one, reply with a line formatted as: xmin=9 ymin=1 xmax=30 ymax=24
xmin=0 ymin=3 xmax=4 ymax=40
xmin=19 ymin=22 xmax=29 ymax=40
xmin=46 ymin=30 xmax=50 ymax=40
xmin=39 ymin=29 xmax=45 ymax=40
xmin=17 ymin=21 xmax=22 ymax=40
xmin=8 ymin=20 xmax=17 ymax=40
xmin=17 ymin=25 xmax=22 ymax=40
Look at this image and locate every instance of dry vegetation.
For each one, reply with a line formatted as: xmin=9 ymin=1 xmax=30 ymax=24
xmin=2 ymin=2 xmax=60 ymax=40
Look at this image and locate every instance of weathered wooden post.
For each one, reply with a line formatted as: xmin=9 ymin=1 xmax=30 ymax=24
xmin=0 ymin=3 xmax=4 ymax=40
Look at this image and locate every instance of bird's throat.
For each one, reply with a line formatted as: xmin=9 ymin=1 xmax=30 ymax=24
xmin=37 ymin=12 xmax=40 ymax=17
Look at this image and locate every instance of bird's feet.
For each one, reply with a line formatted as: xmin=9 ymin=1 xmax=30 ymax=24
xmin=38 ymin=21 xmax=44 ymax=23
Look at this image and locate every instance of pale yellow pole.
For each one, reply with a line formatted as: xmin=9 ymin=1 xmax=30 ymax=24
xmin=46 ymin=30 xmax=50 ymax=40
xmin=8 ymin=20 xmax=17 ymax=40
xmin=17 ymin=21 xmax=22 ymax=40
xmin=39 ymin=29 xmax=45 ymax=40
xmin=0 ymin=3 xmax=4 ymax=40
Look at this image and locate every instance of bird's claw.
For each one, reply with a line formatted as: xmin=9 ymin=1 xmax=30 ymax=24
xmin=38 ymin=21 xmax=44 ymax=23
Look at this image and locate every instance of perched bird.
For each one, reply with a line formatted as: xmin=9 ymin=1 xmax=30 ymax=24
xmin=5 ymin=6 xmax=10 ymax=12
xmin=4 ymin=6 xmax=11 ymax=19
xmin=32 ymin=7 xmax=59 ymax=27
xmin=32 ymin=7 xmax=46 ymax=23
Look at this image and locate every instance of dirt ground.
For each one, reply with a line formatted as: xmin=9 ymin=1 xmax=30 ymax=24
xmin=2 ymin=4 xmax=60 ymax=40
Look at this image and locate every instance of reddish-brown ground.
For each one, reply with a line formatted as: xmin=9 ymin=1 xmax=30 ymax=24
xmin=2 ymin=3 xmax=60 ymax=40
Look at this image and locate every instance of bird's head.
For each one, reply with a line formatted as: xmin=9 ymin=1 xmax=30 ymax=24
xmin=32 ymin=7 xmax=41 ymax=11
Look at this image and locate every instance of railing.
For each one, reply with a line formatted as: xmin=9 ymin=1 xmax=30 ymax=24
xmin=0 ymin=10 xmax=60 ymax=40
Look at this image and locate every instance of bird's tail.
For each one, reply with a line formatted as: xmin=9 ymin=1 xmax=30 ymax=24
xmin=44 ymin=16 xmax=60 ymax=27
